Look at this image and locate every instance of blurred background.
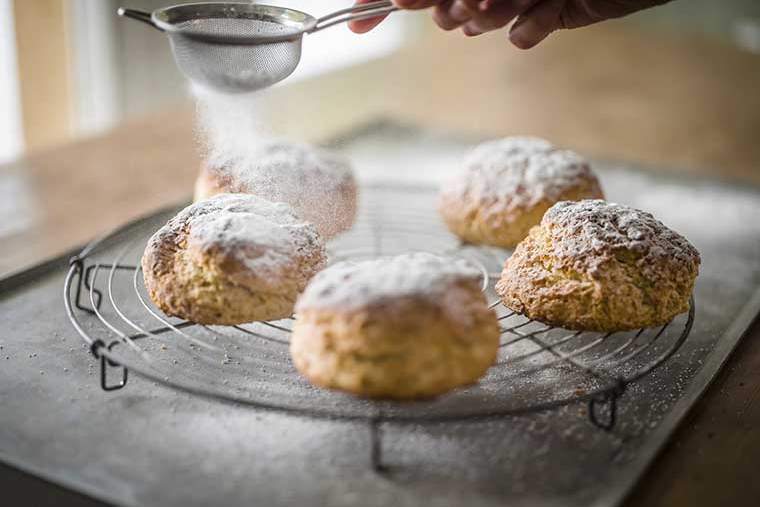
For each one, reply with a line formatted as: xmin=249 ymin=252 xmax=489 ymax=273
xmin=1 ymin=0 xmax=760 ymax=163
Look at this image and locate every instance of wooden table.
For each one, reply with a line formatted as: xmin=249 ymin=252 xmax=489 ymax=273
xmin=2 ymin=20 xmax=759 ymax=506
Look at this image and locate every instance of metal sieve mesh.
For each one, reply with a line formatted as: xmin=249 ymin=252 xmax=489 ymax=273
xmin=167 ymin=18 xmax=304 ymax=94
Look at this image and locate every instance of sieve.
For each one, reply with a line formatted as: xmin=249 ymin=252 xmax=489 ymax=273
xmin=118 ymin=1 xmax=399 ymax=94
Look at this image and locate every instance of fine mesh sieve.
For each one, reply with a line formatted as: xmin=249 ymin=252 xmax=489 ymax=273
xmin=118 ymin=2 xmax=398 ymax=94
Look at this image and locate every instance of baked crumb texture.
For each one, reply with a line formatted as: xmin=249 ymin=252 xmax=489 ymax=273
xmin=496 ymin=200 xmax=701 ymax=332
xmin=142 ymin=194 xmax=327 ymax=325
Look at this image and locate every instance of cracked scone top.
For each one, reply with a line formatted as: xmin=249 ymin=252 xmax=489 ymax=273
xmin=541 ymin=200 xmax=700 ymax=280
xmin=194 ymin=141 xmax=358 ymax=239
xmin=439 ymin=137 xmax=604 ymax=248
xmin=496 ymin=199 xmax=700 ymax=332
xmin=291 ymin=253 xmax=500 ymax=399
xmin=142 ymin=193 xmax=326 ymax=325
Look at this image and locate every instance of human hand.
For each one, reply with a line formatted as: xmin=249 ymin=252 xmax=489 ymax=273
xmin=349 ymin=0 xmax=672 ymax=49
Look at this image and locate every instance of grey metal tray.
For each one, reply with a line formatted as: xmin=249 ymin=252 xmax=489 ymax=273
xmin=1 ymin=121 xmax=760 ymax=507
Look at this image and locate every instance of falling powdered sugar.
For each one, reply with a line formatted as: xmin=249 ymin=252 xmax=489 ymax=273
xmin=212 ymin=141 xmax=355 ymax=198
xmin=193 ymin=86 xmax=353 ymax=194
xmin=193 ymin=86 xmax=357 ymax=238
xmin=202 ymin=141 xmax=357 ymax=238
xmin=193 ymin=86 xmax=275 ymax=165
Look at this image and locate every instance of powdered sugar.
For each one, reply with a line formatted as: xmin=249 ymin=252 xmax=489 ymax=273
xmin=212 ymin=141 xmax=354 ymax=197
xmin=168 ymin=193 xmax=323 ymax=279
xmin=202 ymin=140 xmax=357 ymax=238
xmin=192 ymin=86 xmax=356 ymax=238
xmin=443 ymin=137 xmax=599 ymax=212
xmin=543 ymin=199 xmax=701 ymax=279
xmin=193 ymin=87 xmax=353 ymax=206
xmin=194 ymin=87 xmax=273 ymax=165
xmin=296 ymin=252 xmax=482 ymax=312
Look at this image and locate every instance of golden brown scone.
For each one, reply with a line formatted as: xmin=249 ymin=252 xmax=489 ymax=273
xmin=290 ymin=253 xmax=500 ymax=400
xmin=194 ymin=141 xmax=358 ymax=239
xmin=496 ymin=200 xmax=700 ymax=332
xmin=142 ymin=193 xmax=327 ymax=325
xmin=439 ymin=137 xmax=604 ymax=248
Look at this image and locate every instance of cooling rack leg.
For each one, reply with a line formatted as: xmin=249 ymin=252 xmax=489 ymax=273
xmin=83 ymin=264 xmax=104 ymax=311
xmin=91 ymin=340 xmax=128 ymax=392
xmin=589 ymin=378 xmax=627 ymax=431
xmin=588 ymin=395 xmax=616 ymax=431
xmin=370 ymin=418 xmax=387 ymax=473
xmin=70 ymin=258 xmax=101 ymax=314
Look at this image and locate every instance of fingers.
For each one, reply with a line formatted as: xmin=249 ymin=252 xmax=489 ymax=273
xmin=433 ymin=0 xmax=472 ymax=31
xmin=509 ymin=0 xmax=565 ymax=49
xmin=349 ymin=0 xmax=547 ymax=38
xmin=461 ymin=0 xmax=540 ymax=36
xmin=348 ymin=0 xmax=394 ymax=34
xmin=433 ymin=0 xmax=492 ymax=30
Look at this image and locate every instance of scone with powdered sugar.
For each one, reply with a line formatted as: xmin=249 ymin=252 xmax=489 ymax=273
xmin=142 ymin=194 xmax=326 ymax=325
xmin=438 ymin=137 xmax=604 ymax=248
xmin=290 ymin=253 xmax=500 ymax=399
xmin=496 ymin=200 xmax=700 ymax=332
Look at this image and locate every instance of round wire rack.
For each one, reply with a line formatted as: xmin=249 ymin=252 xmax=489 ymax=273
xmin=64 ymin=184 xmax=694 ymax=456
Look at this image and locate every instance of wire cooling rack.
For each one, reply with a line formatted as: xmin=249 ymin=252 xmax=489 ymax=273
xmin=63 ymin=184 xmax=693 ymax=470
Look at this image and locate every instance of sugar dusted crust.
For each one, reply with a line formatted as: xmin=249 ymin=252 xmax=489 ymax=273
xmin=194 ymin=141 xmax=358 ymax=239
xmin=295 ymin=252 xmax=482 ymax=313
xmin=496 ymin=200 xmax=701 ymax=332
xmin=439 ymin=137 xmax=604 ymax=248
xmin=142 ymin=194 xmax=327 ymax=325
xmin=291 ymin=254 xmax=500 ymax=399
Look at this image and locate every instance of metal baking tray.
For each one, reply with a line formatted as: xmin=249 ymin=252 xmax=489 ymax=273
xmin=1 ymin=120 xmax=759 ymax=507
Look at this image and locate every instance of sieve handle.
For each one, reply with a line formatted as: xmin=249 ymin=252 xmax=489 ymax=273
xmin=117 ymin=8 xmax=163 ymax=31
xmin=311 ymin=0 xmax=399 ymax=33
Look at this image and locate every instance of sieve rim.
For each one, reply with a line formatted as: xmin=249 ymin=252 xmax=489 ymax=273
xmin=152 ymin=2 xmax=316 ymax=45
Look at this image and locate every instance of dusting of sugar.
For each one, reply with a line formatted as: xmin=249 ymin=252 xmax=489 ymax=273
xmin=205 ymin=141 xmax=356 ymax=238
xmin=193 ymin=88 xmax=355 ymax=235
xmin=167 ymin=193 xmax=323 ymax=282
xmin=192 ymin=86 xmax=353 ymax=194
xmin=543 ymin=199 xmax=701 ymax=279
xmin=213 ymin=141 xmax=354 ymax=200
xmin=296 ymin=253 xmax=482 ymax=313
xmin=443 ymin=137 xmax=598 ymax=212
xmin=193 ymin=86 xmax=274 ymax=164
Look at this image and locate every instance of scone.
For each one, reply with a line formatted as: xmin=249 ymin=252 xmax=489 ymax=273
xmin=290 ymin=253 xmax=500 ymax=400
xmin=496 ymin=200 xmax=700 ymax=332
xmin=439 ymin=137 xmax=604 ymax=248
xmin=194 ymin=141 xmax=358 ymax=239
xmin=142 ymin=193 xmax=327 ymax=325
